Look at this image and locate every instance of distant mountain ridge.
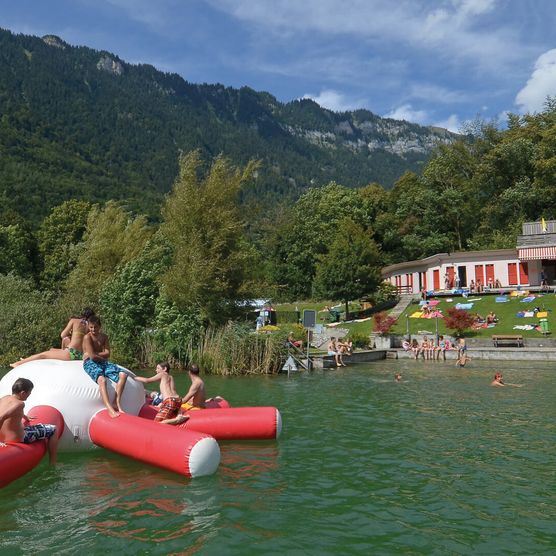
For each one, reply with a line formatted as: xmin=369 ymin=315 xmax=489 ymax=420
xmin=0 ymin=28 xmax=460 ymax=221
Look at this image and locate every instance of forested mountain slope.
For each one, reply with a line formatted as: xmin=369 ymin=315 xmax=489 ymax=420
xmin=0 ymin=29 xmax=459 ymax=222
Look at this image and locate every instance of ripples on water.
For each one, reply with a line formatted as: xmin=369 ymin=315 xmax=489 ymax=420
xmin=0 ymin=361 xmax=555 ymax=555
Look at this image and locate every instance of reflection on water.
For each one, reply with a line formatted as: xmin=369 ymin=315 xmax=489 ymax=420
xmin=0 ymin=361 xmax=555 ymax=554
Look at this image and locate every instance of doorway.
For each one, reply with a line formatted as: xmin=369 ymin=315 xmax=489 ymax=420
xmin=457 ymin=266 xmax=467 ymax=288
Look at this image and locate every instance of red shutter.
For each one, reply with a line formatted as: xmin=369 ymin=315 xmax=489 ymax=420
xmin=475 ymin=265 xmax=484 ymax=285
xmin=507 ymin=263 xmax=517 ymax=285
xmin=433 ymin=269 xmax=440 ymax=290
xmin=519 ymin=262 xmax=529 ymax=285
xmin=486 ymin=264 xmax=495 ymax=285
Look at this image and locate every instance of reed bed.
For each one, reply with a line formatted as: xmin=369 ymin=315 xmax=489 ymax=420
xmin=195 ymin=322 xmax=287 ymax=375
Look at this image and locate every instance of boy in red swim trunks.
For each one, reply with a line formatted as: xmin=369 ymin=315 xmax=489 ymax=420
xmin=133 ymin=362 xmax=189 ymax=425
xmin=0 ymin=378 xmax=59 ymax=464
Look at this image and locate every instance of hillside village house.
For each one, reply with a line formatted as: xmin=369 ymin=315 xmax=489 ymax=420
xmin=382 ymin=220 xmax=556 ymax=294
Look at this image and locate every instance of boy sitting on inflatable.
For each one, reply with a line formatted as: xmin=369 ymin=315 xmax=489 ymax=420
xmin=0 ymin=378 xmax=59 ymax=464
xmin=82 ymin=316 xmax=129 ymax=418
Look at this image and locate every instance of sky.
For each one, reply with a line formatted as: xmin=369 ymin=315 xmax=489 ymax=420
xmin=2 ymin=0 xmax=556 ymax=132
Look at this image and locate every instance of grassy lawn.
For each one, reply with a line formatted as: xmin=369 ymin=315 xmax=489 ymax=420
xmin=277 ymin=292 xmax=555 ymax=339
xmin=388 ymin=292 xmax=554 ymax=339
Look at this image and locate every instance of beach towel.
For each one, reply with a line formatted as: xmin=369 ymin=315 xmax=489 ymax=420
xmin=537 ymin=311 xmax=548 ymax=318
xmin=428 ymin=300 xmax=440 ymax=306
xmin=520 ymin=296 xmax=535 ymax=303
xmin=455 ymin=303 xmax=473 ymax=310
xmin=513 ymin=324 xmax=535 ymax=331
xmin=410 ymin=311 xmax=423 ymax=318
xmin=496 ymin=296 xmax=509 ymax=303
xmin=523 ymin=311 xmax=535 ymax=318
xmin=516 ymin=312 xmax=524 ymax=318
xmin=511 ymin=291 xmax=528 ymax=297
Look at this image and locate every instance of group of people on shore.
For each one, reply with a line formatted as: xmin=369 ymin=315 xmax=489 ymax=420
xmin=1 ymin=308 xmax=214 ymax=464
xmin=327 ymin=337 xmax=352 ymax=367
xmin=403 ymin=336 xmax=471 ymax=367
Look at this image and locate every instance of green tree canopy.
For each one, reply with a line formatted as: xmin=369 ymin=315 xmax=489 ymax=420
xmin=37 ymin=199 xmax=93 ymax=291
xmin=313 ymin=219 xmax=382 ymax=314
xmin=63 ymin=202 xmax=153 ymax=307
xmin=160 ymin=151 xmax=257 ymax=323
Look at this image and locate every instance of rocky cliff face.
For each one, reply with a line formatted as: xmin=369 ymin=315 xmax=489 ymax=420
xmin=289 ymin=117 xmax=456 ymax=157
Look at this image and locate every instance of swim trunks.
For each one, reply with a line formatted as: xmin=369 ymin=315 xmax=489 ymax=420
xmin=180 ymin=402 xmax=202 ymax=411
xmin=154 ymin=397 xmax=182 ymax=422
xmin=23 ymin=424 xmax=56 ymax=444
xmin=327 ymin=350 xmax=337 ymax=356
xmin=83 ymin=359 xmax=123 ymax=383
xmin=67 ymin=347 xmax=83 ymax=360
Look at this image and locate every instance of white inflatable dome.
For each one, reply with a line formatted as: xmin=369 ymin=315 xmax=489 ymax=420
xmin=0 ymin=360 xmax=145 ymax=451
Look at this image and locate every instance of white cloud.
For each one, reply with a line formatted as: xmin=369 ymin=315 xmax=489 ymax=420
xmin=433 ymin=114 xmax=461 ymax=132
xmin=384 ymin=104 xmax=428 ymax=124
xmin=302 ymin=90 xmax=365 ymax=112
xmin=408 ymin=83 xmax=466 ymax=104
xmin=515 ymin=48 xmax=556 ymax=113
xmin=208 ymin=0 xmax=524 ymax=73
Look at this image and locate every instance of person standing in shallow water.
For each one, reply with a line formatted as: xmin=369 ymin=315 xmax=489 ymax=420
xmin=11 ymin=308 xmax=95 ymax=368
xmin=82 ymin=316 xmax=129 ymax=418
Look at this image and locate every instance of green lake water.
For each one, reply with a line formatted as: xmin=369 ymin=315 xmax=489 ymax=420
xmin=0 ymin=360 xmax=555 ymax=555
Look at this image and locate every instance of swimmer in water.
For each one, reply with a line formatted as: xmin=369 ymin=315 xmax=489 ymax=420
xmin=491 ymin=372 xmax=523 ymax=387
xmin=394 ymin=373 xmax=402 ymax=382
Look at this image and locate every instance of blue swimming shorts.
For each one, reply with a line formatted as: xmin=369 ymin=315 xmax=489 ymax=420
xmin=23 ymin=424 xmax=56 ymax=444
xmin=83 ymin=359 xmax=123 ymax=383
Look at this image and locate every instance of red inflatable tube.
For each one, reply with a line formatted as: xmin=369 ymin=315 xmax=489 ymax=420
xmin=89 ymin=410 xmax=220 ymax=478
xmin=138 ymin=397 xmax=230 ymax=420
xmin=139 ymin=403 xmax=282 ymax=440
xmin=0 ymin=405 xmax=64 ymax=489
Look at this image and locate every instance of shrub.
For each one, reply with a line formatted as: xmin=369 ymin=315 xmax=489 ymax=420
xmin=0 ymin=274 xmax=66 ymax=366
xmin=347 ymin=332 xmax=369 ymax=349
xmin=372 ymin=311 xmax=397 ymax=335
xmin=444 ymin=308 xmax=475 ymax=336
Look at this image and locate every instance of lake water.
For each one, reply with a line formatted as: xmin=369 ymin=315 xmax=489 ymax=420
xmin=0 ymin=360 xmax=555 ymax=555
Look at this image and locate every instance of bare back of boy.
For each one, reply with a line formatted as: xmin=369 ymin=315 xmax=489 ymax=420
xmin=0 ymin=395 xmax=25 ymax=442
xmin=159 ymin=373 xmax=180 ymax=400
xmin=183 ymin=375 xmax=206 ymax=408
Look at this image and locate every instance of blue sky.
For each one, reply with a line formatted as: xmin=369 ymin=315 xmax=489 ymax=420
xmin=2 ymin=0 xmax=556 ymax=132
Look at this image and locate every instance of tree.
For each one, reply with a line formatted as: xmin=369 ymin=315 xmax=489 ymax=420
xmin=160 ymin=151 xmax=257 ymax=323
xmin=63 ymin=202 xmax=153 ymax=307
xmin=313 ymin=219 xmax=382 ymax=315
xmin=37 ymin=200 xmax=93 ymax=291
xmin=0 ymin=224 xmax=35 ymax=278
xmin=267 ymin=182 xmax=369 ymax=299
xmin=100 ymin=236 xmax=171 ymax=363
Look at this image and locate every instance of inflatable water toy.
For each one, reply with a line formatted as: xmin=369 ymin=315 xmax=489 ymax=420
xmin=0 ymin=405 xmax=64 ymax=488
xmin=0 ymin=360 xmax=220 ymax=486
xmin=139 ymin=403 xmax=283 ymax=440
xmin=0 ymin=359 xmax=283 ymax=488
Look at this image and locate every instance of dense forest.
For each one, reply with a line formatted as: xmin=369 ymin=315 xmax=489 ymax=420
xmin=2 ymin=28 xmax=556 ymax=372
xmin=0 ymin=28 xmax=457 ymax=223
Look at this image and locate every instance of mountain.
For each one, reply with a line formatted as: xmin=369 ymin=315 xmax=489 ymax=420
xmin=0 ymin=28 xmax=460 ymax=222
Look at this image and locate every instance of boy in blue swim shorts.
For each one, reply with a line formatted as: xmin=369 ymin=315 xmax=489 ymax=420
xmin=83 ymin=316 xmax=129 ymax=418
xmin=0 ymin=378 xmax=59 ymax=464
